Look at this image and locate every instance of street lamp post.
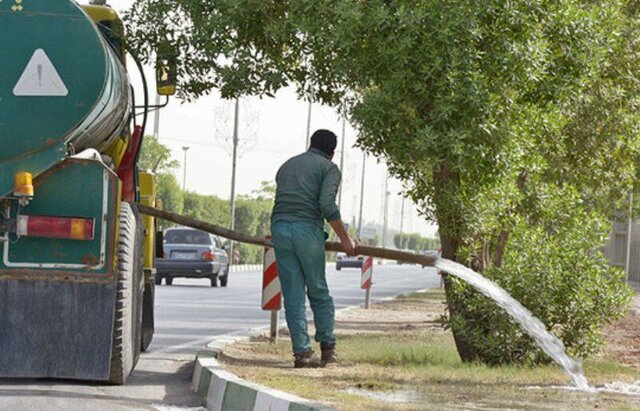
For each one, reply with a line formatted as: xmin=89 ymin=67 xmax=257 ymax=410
xmin=338 ymin=116 xmax=346 ymax=209
xmin=358 ymin=151 xmax=366 ymax=238
xmin=305 ymin=99 xmax=313 ymax=149
xmin=381 ymin=174 xmax=389 ymax=249
xmin=229 ymin=98 xmax=240 ymax=269
xmin=399 ymin=196 xmax=405 ymax=248
xmin=153 ymin=94 xmax=161 ymax=138
xmin=181 ymin=146 xmax=190 ymax=192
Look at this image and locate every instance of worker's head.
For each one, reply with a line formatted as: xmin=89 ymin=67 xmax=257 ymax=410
xmin=310 ymin=129 xmax=338 ymax=159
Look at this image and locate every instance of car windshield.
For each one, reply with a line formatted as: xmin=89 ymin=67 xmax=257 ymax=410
xmin=165 ymin=230 xmax=210 ymax=245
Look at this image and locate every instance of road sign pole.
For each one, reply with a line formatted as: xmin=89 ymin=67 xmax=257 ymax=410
xmin=270 ymin=310 xmax=279 ymax=343
xmin=361 ymin=256 xmax=373 ymax=309
xmin=364 ymin=287 xmax=372 ymax=310
xmin=263 ymin=236 xmax=282 ymax=343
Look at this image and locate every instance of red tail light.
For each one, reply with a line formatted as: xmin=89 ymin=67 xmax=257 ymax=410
xmin=201 ymin=251 xmax=216 ymax=261
xmin=16 ymin=215 xmax=94 ymax=241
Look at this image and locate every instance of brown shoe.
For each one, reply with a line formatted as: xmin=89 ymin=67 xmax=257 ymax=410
xmin=321 ymin=343 xmax=337 ymax=366
xmin=294 ymin=350 xmax=322 ymax=368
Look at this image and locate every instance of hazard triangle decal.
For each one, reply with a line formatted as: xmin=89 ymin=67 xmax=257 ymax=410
xmin=13 ymin=49 xmax=69 ymax=97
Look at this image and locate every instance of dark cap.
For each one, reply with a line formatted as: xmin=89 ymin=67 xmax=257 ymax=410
xmin=310 ymin=129 xmax=338 ymax=156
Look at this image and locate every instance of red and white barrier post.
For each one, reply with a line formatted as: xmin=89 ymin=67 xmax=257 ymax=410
xmin=262 ymin=236 xmax=282 ymax=343
xmin=361 ymin=256 xmax=374 ymax=309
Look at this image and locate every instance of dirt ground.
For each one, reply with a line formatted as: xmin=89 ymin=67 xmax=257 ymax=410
xmin=219 ymin=289 xmax=640 ymax=410
xmin=603 ymin=304 xmax=640 ymax=370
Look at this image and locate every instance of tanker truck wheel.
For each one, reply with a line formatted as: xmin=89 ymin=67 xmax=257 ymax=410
xmin=108 ymin=202 xmax=143 ymax=384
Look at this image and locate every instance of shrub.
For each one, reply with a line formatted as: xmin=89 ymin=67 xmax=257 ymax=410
xmin=440 ymin=215 xmax=632 ymax=365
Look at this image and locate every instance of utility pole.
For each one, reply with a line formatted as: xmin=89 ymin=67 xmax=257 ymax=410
xmin=338 ymin=116 xmax=346 ymax=208
xmin=358 ymin=151 xmax=366 ymax=237
xmin=305 ymin=98 xmax=313 ymax=149
xmin=153 ymin=94 xmax=161 ymax=138
xmin=625 ymin=190 xmax=633 ymax=280
xmin=399 ymin=196 xmax=405 ymax=249
xmin=381 ymin=174 xmax=389 ymax=249
xmin=229 ymin=98 xmax=240 ymax=268
xmin=181 ymin=146 xmax=190 ymax=192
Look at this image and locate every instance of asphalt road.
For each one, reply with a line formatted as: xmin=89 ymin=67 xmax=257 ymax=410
xmin=0 ymin=264 xmax=439 ymax=411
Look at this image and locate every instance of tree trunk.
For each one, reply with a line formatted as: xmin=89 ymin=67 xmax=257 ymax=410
xmin=432 ymin=163 xmax=481 ymax=363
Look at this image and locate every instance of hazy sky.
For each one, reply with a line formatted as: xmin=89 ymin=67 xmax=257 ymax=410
xmin=107 ymin=0 xmax=437 ymax=238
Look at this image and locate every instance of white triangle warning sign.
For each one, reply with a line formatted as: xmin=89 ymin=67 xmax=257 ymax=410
xmin=13 ymin=49 xmax=69 ymax=97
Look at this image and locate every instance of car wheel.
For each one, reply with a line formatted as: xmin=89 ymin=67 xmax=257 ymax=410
xmin=154 ymin=274 xmax=161 ymax=285
xmin=165 ymin=277 xmax=173 ymax=286
xmin=336 ymin=264 xmax=341 ymax=271
xmin=210 ymin=275 xmax=218 ymax=287
xmin=220 ymin=267 xmax=229 ymax=287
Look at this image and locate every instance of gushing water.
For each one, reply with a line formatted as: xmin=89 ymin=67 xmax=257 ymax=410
xmin=435 ymin=259 xmax=589 ymax=389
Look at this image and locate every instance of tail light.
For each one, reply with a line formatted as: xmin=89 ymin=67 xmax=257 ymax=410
xmin=16 ymin=215 xmax=94 ymax=241
xmin=201 ymin=251 xmax=216 ymax=261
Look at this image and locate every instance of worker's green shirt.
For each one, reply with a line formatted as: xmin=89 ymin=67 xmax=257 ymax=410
xmin=271 ymin=148 xmax=342 ymax=227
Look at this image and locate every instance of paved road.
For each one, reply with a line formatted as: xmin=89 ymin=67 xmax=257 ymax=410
xmin=0 ymin=264 xmax=439 ymax=411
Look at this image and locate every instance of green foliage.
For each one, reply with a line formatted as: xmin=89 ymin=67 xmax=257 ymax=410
xmin=139 ymin=135 xmax=183 ymax=230
xmin=393 ymin=233 xmax=440 ymax=252
xmin=139 ymin=135 xmax=180 ymax=173
xmin=234 ymin=194 xmax=274 ymax=264
xmin=126 ymin=0 xmax=640 ymax=363
xmin=443 ymin=212 xmax=633 ymax=364
xmin=155 ymin=173 xmax=183 ymax=230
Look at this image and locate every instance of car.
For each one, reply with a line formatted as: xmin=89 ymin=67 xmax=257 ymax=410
xmin=335 ymin=252 xmax=364 ymax=270
xmin=155 ymin=227 xmax=230 ymax=287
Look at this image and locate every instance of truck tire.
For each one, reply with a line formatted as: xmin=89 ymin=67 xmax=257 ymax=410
xmin=220 ymin=270 xmax=228 ymax=287
xmin=108 ymin=202 xmax=142 ymax=384
xmin=165 ymin=277 xmax=173 ymax=285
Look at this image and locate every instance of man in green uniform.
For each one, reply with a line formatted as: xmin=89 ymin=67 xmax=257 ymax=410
xmin=271 ymin=129 xmax=356 ymax=368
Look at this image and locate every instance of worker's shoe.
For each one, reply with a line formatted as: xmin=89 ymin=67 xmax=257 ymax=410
xmin=293 ymin=350 xmax=322 ymax=368
xmin=320 ymin=343 xmax=337 ymax=366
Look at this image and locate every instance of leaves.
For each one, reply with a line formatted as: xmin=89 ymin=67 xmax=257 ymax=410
xmin=126 ymin=0 xmax=640 ymax=363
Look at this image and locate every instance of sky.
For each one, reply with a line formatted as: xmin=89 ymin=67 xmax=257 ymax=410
xmin=108 ymin=0 xmax=437 ymax=238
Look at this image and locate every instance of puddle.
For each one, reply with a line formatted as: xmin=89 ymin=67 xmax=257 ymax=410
xmin=529 ymin=380 xmax=640 ymax=396
xmin=346 ymin=383 xmax=640 ymax=410
xmin=347 ymin=387 xmax=424 ymax=404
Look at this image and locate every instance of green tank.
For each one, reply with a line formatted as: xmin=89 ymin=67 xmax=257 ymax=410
xmin=0 ymin=0 xmax=149 ymax=384
xmin=0 ymin=0 xmax=130 ymax=197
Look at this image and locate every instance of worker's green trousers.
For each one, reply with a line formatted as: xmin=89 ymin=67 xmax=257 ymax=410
xmin=271 ymin=221 xmax=336 ymax=354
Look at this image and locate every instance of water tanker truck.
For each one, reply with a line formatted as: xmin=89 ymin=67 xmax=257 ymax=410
xmin=0 ymin=0 xmax=175 ymax=383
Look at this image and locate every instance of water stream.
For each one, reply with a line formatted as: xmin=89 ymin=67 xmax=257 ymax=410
xmin=435 ymin=258 xmax=589 ymax=389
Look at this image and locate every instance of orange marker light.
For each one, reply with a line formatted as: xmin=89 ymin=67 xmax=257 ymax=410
xmin=13 ymin=172 xmax=34 ymax=197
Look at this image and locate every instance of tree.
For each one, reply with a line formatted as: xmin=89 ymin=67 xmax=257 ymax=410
xmin=139 ymin=135 xmax=183 ymax=229
xmin=139 ymin=135 xmax=180 ymax=173
xmin=126 ymin=0 xmax=639 ymax=363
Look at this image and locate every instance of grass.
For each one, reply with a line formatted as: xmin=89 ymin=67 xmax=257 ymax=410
xmin=220 ymin=289 xmax=640 ymax=410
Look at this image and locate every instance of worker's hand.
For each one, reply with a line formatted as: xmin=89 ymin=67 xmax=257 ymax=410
xmin=340 ymin=235 xmax=357 ymax=257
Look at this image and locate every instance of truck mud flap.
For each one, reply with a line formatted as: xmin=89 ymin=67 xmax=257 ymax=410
xmin=0 ymin=279 xmax=116 ymax=381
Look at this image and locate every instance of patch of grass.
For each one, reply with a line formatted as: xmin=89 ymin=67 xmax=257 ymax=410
xmin=222 ymin=289 xmax=640 ymax=410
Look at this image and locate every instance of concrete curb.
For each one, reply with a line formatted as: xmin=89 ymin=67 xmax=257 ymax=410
xmin=229 ymin=264 xmax=262 ymax=273
xmin=230 ymin=263 xmax=338 ymax=273
xmin=192 ymin=352 xmax=335 ymax=411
